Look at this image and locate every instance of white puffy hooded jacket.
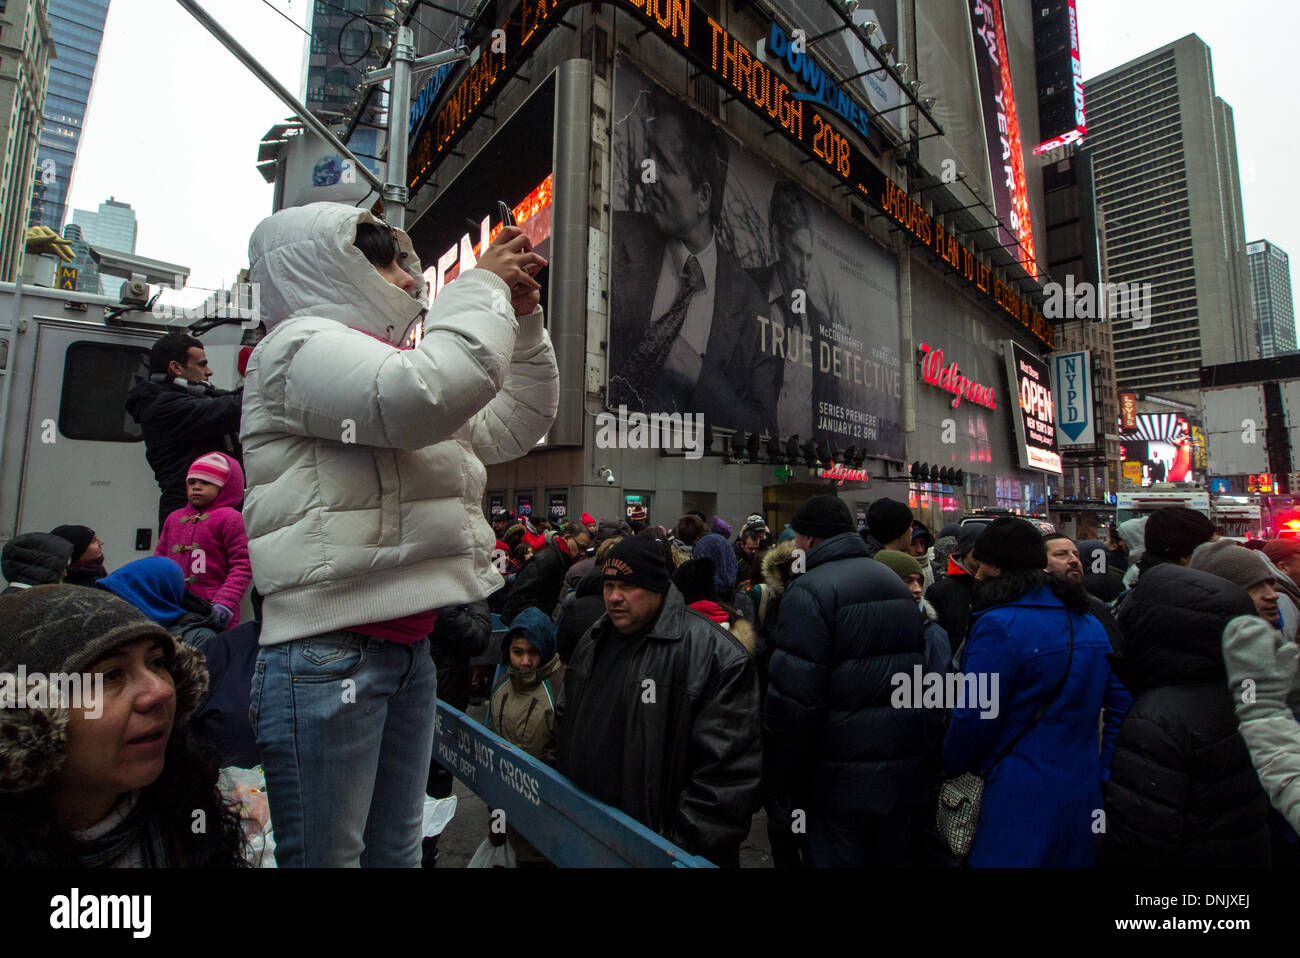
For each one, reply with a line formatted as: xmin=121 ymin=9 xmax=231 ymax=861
xmin=243 ymin=203 xmax=558 ymax=645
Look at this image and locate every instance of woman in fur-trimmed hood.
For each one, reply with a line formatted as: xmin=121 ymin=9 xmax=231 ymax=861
xmin=0 ymin=586 xmax=247 ymax=867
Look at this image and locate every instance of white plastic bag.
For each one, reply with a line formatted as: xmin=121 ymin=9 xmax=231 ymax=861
xmin=467 ymin=837 xmax=517 ymax=868
xmin=422 ymin=794 xmax=458 ymax=838
xmin=220 ymin=766 xmax=277 ymax=868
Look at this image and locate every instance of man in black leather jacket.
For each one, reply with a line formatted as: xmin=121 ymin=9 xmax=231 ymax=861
xmin=557 ymin=536 xmax=761 ymax=867
xmin=125 ymin=332 xmax=243 ymax=531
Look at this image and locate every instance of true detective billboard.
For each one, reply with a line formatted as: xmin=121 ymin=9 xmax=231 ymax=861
xmin=607 ymin=58 xmax=904 ymax=458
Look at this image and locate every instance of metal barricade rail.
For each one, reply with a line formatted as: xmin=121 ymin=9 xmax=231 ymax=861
xmin=435 ymin=702 xmax=714 ymax=868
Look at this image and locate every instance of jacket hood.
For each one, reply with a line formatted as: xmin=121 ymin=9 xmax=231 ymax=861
xmin=1119 ymin=516 xmax=1148 ymax=562
xmin=191 ymin=451 xmax=245 ymax=510
xmin=809 ymin=532 xmax=869 ymax=568
xmin=1 ymin=533 xmax=72 ymax=587
xmin=1114 ymin=563 xmax=1257 ymax=691
xmin=501 ymin=606 xmax=558 ymax=665
xmin=693 ymin=534 xmax=737 ymax=593
xmin=247 ymin=202 xmax=429 ymax=343
xmin=99 ymin=557 xmax=190 ymax=627
xmin=1076 ymin=539 xmax=1107 ymax=571
xmin=759 ymin=540 xmax=800 ymax=595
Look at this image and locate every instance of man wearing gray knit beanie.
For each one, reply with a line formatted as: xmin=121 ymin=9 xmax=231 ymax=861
xmin=1190 ymin=539 xmax=1281 ymax=627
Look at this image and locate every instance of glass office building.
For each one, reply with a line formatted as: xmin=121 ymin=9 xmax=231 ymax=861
xmin=31 ymin=0 xmax=111 ymax=231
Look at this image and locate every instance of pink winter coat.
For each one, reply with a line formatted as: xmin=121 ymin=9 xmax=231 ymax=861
xmin=155 ymin=452 xmax=251 ymax=626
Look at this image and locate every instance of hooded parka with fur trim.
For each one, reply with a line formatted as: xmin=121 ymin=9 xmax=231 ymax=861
xmin=241 ymin=203 xmax=558 ymax=645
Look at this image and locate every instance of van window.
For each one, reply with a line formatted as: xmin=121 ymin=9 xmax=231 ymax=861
xmin=58 ymin=342 xmax=150 ymax=442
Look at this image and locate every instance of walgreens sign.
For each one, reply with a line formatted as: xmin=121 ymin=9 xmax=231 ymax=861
xmin=918 ymin=343 xmax=998 ymax=410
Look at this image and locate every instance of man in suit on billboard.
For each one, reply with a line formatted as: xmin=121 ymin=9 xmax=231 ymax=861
xmin=746 ymin=181 xmax=835 ymax=441
xmin=607 ymin=93 xmax=777 ymax=436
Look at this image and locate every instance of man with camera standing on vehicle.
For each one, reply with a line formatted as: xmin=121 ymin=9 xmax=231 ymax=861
xmin=126 ymin=332 xmax=244 ymax=532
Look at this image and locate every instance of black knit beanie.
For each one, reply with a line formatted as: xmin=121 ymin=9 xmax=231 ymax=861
xmin=866 ymin=497 xmax=913 ymax=543
xmin=970 ymin=517 xmax=1047 ymax=571
xmin=791 ymin=495 xmax=855 ymax=539
xmin=603 ymin=535 xmax=671 ymax=593
xmin=1144 ymin=506 xmax=1216 ymax=563
xmin=672 ymin=557 xmax=717 ymax=605
xmin=50 ymin=525 xmax=95 ymax=561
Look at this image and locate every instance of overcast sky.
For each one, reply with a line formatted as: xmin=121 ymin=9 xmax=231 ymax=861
xmin=66 ymin=0 xmax=1295 ymax=304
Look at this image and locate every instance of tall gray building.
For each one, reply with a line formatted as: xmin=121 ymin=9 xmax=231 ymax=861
xmin=69 ymin=195 xmax=136 ymax=294
xmin=31 ymin=0 xmax=111 ymax=232
xmin=0 ymin=0 xmax=54 ymax=280
xmin=301 ymin=0 xmax=397 ymax=128
xmin=1085 ymin=35 xmax=1255 ymax=398
xmin=1248 ymin=240 xmax=1296 ymax=359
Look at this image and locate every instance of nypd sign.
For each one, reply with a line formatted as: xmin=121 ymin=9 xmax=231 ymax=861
xmin=1053 ymin=350 xmax=1094 ymax=446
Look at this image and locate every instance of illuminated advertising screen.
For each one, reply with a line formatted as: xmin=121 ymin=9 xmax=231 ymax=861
xmin=407 ymin=72 xmax=555 ymax=310
xmin=1120 ymin=413 xmax=1195 ymax=487
xmin=968 ymin=0 xmax=1036 ymax=267
xmin=1032 ymin=0 xmax=1086 ymax=154
xmin=1003 ymin=340 xmax=1061 ymax=474
xmin=405 ymin=0 xmax=1054 ymax=349
xmin=609 ymin=58 xmax=904 ymax=456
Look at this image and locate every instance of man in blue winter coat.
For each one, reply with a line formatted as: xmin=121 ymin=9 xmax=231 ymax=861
xmin=763 ymin=495 xmax=931 ymax=867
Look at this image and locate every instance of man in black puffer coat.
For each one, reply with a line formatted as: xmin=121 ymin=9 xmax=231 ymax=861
xmin=1098 ymin=563 xmax=1272 ymax=867
xmin=125 ymin=333 xmax=243 ymax=531
xmin=555 ymin=567 xmax=606 ymax=663
xmin=764 ymin=495 xmax=930 ymax=867
xmin=424 ymin=600 xmax=492 ymax=866
xmin=501 ymin=525 xmax=591 ymax=625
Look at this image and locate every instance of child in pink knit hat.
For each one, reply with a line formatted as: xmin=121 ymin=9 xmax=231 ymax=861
xmin=154 ymin=451 xmax=251 ymax=628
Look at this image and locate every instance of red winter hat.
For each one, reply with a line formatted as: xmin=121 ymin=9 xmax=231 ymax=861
xmin=581 ymin=512 xmax=595 ymax=526
xmin=188 ymin=452 xmax=230 ymax=488
xmin=237 ymin=346 xmax=254 ymax=378
xmin=1264 ymin=539 xmax=1300 ymax=564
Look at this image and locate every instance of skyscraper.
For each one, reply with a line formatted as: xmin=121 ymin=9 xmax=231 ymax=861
xmin=70 ymin=195 xmax=135 ymax=253
xmin=302 ymin=0 xmax=397 ymax=128
xmin=69 ymin=195 xmax=136 ymax=294
xmin=30 ymin=0 xmax=111 ymax=232
xmin=1084 ymin=35 xmax=1255 ymax=398
xmin=0 ymin=0 xmax=54 ymax=280
xmin=1249 ymin=240 xmax=1297 ymax=359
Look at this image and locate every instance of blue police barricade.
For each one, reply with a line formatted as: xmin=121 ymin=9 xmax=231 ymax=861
xmin=435 ymin=702 xmax=715 ymax=867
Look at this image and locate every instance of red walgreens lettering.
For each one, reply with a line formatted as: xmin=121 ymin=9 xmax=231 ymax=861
xmin=919 ymin=344 xmax=998 ymax=411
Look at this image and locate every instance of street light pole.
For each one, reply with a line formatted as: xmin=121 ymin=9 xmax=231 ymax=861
xmin=361 ymin=37 xmax=470 ymax=229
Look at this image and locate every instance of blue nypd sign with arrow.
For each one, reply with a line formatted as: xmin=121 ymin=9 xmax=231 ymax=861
xmin=1053 ymin=350 xmax=1094 ymax=446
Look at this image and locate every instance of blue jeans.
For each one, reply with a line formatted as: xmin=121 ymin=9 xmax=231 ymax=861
xmin=250 ymin=631 xmax=437 ymax=867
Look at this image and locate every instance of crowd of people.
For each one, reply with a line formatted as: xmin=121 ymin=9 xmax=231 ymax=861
xmin=4 ymin=201 xmax=1300 ymax=869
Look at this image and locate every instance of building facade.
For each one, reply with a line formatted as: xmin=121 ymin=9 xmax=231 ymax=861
xmin=30 ymin=0 xmax=109 ymax=232
xmin=302 ymin=0 xmax=398 ymax=129
xmin=1085 ymin=35 xmax=1255 ymax=399
xmin=0 ymin=0 xmax=53 ymax=281
xmin=69 ymin=194 xmax=135 ymax=293
xmin=1248 ymin=239 xmax=1296 ymax=359
xmin=399 ymin=0 xmax=1066 ymax=534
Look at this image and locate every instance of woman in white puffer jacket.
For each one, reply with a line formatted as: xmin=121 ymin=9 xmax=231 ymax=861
xmin=242 ymin=202 xmax=557 ymax=867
